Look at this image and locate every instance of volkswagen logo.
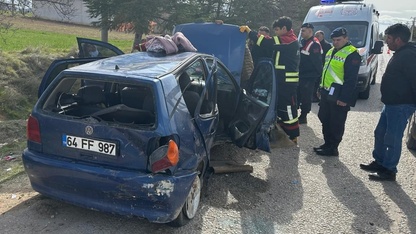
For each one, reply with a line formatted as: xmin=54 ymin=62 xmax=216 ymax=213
xmin=85 ymin=126 xmax=94 ymax=135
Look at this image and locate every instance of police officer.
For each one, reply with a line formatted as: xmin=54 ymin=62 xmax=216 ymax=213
xmin=240 ymin=16 xmax=300 ymax=143
xmin=314 ymin=30 xmax=333 ymax=102
xmin=314 ymin=27 xmax=360 ymax=156
xmin=298 ymin=23 xmax=323 ymax=124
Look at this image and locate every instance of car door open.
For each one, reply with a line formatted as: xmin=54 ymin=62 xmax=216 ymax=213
xmin=229 ymin=58 xmax=277 ymax=152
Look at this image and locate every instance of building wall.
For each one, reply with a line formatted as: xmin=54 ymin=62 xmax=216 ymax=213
xmin=32 ymin=0 xmax=98 ymax=25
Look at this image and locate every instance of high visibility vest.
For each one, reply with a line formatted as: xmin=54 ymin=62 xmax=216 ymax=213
xmin=321 ymin=45 xmax=357 ymax=89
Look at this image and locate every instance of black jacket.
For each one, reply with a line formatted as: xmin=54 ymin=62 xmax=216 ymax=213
xmin=299 ymin=37 xmax=323 ymax=79
xmin=319 ymin=39 xmax=332 ymax=65
xmin=381 ymin=42 xmax=416 ymax=105
xmin=248 ymin=31 xmax=274 ymax=65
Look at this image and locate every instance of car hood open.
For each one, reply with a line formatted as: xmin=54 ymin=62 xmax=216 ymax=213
xmin=173 ymin=23 xmax=247 ymax=85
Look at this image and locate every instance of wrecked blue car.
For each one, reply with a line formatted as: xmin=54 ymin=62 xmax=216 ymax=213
xmin=22 ymin=23 xmax=277 ymax=226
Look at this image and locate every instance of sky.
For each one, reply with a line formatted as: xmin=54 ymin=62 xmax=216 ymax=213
xmin=364 ymin=0 xmax=416 ymax=32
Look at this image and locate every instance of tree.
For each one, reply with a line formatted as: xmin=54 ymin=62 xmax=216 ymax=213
xmin=80 ymin=0 xmax=321 ymax=46
xmin=82 ymin=0 xmax=122 ymax=42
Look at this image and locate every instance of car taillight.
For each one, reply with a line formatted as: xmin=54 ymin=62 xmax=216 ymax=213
xmin=149 ymin=140 xmax=179 ymax=173
xmin=27 ymin=115 xmax=41 ymax=143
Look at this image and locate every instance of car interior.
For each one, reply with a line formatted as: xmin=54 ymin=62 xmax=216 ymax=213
xmin=43 ymin=78 xmax=156 ymax=126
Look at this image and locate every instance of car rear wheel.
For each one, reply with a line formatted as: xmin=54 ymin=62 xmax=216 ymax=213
xmin=167 ymin=175 xmax=201 ymax=227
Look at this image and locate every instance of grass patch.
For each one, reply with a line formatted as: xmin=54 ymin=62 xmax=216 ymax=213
xmin=0 ymin=16 xmax=136 ymax=183
xmin=0 ymin=28 xmax=133 ymax=53
xmin=0 ymin=161 xmax=25 ymax=184
xmin=0 ymin=121 xmax=27 ymax=185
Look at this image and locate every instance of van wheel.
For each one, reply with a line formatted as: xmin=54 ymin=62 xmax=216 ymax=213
xmin=358 ymin=83 xmax=370 ymax=99
xmin=371 ymin=70 xmax=377 ymax=85
xmin=167 ymin=175 xmax=201 ymax=227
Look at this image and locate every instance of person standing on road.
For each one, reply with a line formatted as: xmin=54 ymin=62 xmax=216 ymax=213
xmin=314 ymin=30 xmax=332 ymax=102
xmin=298 ymin=23 xmax=323 ymax=124
xmin=240 ymin=17 xmax=300 ymax=143
xmin=360 ymin=24 xmax=416 ymax=181
xmin=314 ymin=27 xmax=360 ymax=156
xmin=315 ymin=30 xmax=332 ymax=65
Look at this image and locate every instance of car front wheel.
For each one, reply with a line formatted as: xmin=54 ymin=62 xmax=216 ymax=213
xmin=167 ymin=175 xmax=201 ymax=227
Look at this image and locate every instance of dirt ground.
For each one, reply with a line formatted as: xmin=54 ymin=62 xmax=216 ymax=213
xmin=0 ymin=119 xmax=33 ymax=215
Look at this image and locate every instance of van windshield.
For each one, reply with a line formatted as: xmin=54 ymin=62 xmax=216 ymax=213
xmin=312 ymin=21 xmax=368 ymax=48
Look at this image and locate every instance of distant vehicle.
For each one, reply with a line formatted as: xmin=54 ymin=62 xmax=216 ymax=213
xmin=303 ymin=0 xmax=384 ymax=99
xmin=23 ymin=23 xmax=277 ymax=227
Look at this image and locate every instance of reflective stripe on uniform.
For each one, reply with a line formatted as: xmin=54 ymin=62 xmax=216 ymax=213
xmin=285 ymin=78 xmax=299 ymax=82
xmin=285 ymin=72 xmax=299 ymax=82
xmin=256 ymin=35 xmax=264 ymax=46
xmin=274 ymin=36 xmax=285 ymax=70
xmin=327 ymin=66 xmax=343 ymax=84
xmin=286 ymin=105 xmax=293 ymax=121
xmin=283 ymin=117 xmax=299 ymax=124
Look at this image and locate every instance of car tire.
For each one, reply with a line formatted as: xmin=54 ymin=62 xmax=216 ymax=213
xmin=358 ymin=82 xmax=370 ymax=99
xmin=370 ymin=75 xmax=376 ymax=85
xmin=371 ymin=69 xmax=377 ymax=85
xmin=167 ymin=175 xmax=202 ymax=227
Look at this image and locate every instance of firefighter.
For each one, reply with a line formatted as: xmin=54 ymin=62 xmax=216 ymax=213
xmin=314 ymin=27 xmax=360 ymax=156
xmin=298 ymin=23 xmax=323 ymax=124
xmin=240 ymin=16 xmax=300 ymax=143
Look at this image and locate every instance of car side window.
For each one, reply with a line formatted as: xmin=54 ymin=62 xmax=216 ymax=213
xmin=80 ymin=43 xmax=120 ymax=58
xmin=206 ymin=59 xmax=238 ymax=119
xmin=179 ymin=59 xmax=214 ymax=117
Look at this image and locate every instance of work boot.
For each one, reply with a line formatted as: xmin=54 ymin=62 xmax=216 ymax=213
xmin=299 ymin=113 xmax=307 ymax=124
xmin=291 ymin=137 xmax=298 ymax=145
xmin=359 ymin=161 xmax=385 ymax=173
xmin=316 ymin=147 xmax=339 ymax=157
xmin=368 ymin=170 xmax=396 ymax=181
xmin=313 ymin=143 xmax=330 ymax=152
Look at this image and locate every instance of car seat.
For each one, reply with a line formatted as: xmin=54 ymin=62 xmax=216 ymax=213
xmin=120 ymin=87 xmax=148 ymax=109
xmin=179 ymin=72 xmax=200 ymax=117
xmin=76 ymin=85 xmax=106 ymax=115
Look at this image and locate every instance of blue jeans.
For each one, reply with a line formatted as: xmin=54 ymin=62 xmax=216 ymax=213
xmin=373 ymin=104 xmax=416 ymax=173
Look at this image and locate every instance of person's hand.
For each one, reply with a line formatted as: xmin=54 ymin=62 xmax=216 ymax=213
xmin=239 ymin=25 xmax=251 ymax=33
xmin=336 ymin=100 xmax=347 ymax=106
xmin=316 ymin=90 xmax=321 ymax=100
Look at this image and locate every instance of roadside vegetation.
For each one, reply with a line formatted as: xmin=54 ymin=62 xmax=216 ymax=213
xmin=0 ymin=16 xmax=134 ymax=183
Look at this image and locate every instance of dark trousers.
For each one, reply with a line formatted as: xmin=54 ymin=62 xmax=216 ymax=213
xmin=277 ymin=83 xmax=299 ymax=140
xmin=318 ymin=90 xmax=350 ymax=149
xmin=297 ymin=78 xmax=318 ymax=115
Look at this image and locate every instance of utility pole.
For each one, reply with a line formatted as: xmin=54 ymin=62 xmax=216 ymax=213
xmin=411 ymin=17 xmax=415 ymax=42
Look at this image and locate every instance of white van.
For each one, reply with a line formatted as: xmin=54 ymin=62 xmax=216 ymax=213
xmin=303 ymin=0 xmax=384 ymax=99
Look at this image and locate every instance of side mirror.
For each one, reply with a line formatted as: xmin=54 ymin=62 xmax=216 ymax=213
xmin=372 ymin=40 xmax=384 ymax=54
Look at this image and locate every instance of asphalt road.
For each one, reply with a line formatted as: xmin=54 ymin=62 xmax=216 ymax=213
xmin=1 ymin=48 xmax=415 ymax=234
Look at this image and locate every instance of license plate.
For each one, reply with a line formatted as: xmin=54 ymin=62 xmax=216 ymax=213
xmin=62 ymin=135 xmax=117 ymax=156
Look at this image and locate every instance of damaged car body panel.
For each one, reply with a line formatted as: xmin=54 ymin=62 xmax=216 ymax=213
xmin=23 ymin=24 xmax=276 ymax=226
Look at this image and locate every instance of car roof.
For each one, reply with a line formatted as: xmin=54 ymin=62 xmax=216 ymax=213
xmin=67 ymin=51 xmax=201 ymax=79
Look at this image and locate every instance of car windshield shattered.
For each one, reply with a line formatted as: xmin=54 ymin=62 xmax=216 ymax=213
xmin=42 ymin=77 xmax=156 ymax=127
